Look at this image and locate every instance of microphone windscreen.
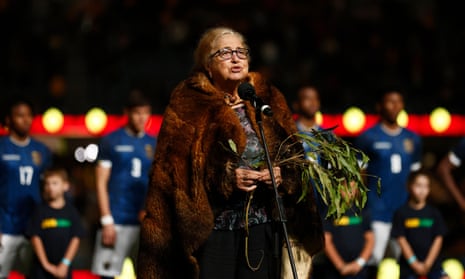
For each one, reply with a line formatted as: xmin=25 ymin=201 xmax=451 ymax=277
xmin=238 ymin=82 xmax=256 ymax=100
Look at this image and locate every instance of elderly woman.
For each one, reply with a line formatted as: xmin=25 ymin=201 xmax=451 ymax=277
xmin=137 ymin=26 xmax=323 ymax=279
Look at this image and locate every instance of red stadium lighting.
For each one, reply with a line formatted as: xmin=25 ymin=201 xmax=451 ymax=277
xmin=315 ymin=111 xmax=323 ymax=126
xmin=1 ymin=113 xmax=465 ymax=138
xmin=85 ymin=108 xmax=108 ymax=135
xmin=430 ymin=107 xmax=452 ymax=133
xmin=42 ymin=107 xmax=64 ymax=133
xmin=397 ymin=110 xmax=409 ymax=128
xmin=342 ymin=107 xmax=366 ymax=134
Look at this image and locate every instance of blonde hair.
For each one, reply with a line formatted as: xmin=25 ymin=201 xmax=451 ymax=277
xmin=193 ymin=26 xmax=249 ymax=73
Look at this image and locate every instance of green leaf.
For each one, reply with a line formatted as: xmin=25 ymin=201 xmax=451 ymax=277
xmin=222 ymin=129 xmax=379 ymax=220
xmin=228 ymin=139 xmax=237 ymax=153
xmin=274 ymin=129 xmax=379 ymax=219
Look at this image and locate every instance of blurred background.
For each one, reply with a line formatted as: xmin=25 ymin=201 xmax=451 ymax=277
xmin=2 ymin=0 xmax=465 ymax=277
xmin=1 ymin=0 xmax=465 ymax=115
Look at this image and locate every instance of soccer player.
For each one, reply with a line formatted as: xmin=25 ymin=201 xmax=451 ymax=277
xmin=293 ymin=85 xmax=333 ymax=218
xmin=294 ymin=85 xmax=323 ymax=160
xmin=0 ymin=98 xmax=52 ymax=278
xmin=292 ymin=85 xmax=328 ymax=279
xmin=91 ymin=90 xmax=157 ymax=278
xmin=354 ymin=89 xmax=422 ymax=273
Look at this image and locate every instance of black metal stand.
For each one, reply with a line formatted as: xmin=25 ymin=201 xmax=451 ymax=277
xmin=255 ymin=107 xmax=299 ymax=279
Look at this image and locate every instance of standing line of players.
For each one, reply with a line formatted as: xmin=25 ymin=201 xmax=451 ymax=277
xmin=0 ymin=98 xmax=53 ymax=279
xmin=1 ymin=85 xmax=464 ymax=279
xmin=0 ymin=90 xmax=157 ymax=279
xmin=295 ymin=86 xmax=453 ymax=279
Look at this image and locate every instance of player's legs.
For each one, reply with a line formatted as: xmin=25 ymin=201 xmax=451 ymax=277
xmin=385 ymin=238 xmax=401 ymax=260
xmin=91 ymin=225 xmax=140 ymax=277
xmin=0 ymin=234 xmax=25 ymax=278
xmin=11 ymin=238 xmax=33 ymax=277
xmin=365 ymin=221 xmax=392 ymax=279
xmin=369 ymin=221 xmax=392 ymax=265
xmin=128 ymin=227 xmax=140 ymax=274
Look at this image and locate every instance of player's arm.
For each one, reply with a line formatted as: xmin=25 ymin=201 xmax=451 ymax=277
xmin=437 ymin=154 xmax=465 ymax=211
xmin=30 ymin=235 xmax=57 ymax=275
xmin=410 ymin=135 xmax=423 ymax=172
xmin=95 ymin=163 xmax=116 ymax=246
xmin=323 ymin=231 xmax=346 ymax=274
xmin=353 ymin=136 xmax=369 ymax=185
xmin=55 ymin=237 xmax=80 ymax=278
xmin=96 ymin=162 xmax=112 ymax=218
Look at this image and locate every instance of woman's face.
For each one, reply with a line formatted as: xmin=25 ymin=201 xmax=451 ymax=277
xmin=208 ymin=34 xmax=249 ymax=89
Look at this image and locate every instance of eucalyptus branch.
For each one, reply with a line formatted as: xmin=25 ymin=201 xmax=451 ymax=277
xmin=275 ymin=128 xmax=380 ymax=219
xmin=221 ymin=128 xmax=380 ymax=219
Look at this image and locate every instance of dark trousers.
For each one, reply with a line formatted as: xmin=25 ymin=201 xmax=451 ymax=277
xmin=196 ymin=223 xmax=279 ymax=279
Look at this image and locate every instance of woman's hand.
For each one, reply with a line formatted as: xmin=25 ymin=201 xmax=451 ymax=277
xmin=258 ymin=167 xmax=282 ymax=186
xmin=235 ymin=168 xmax=261 ymax=192
xmin=235 ymin=167 xmax=282 ymax=192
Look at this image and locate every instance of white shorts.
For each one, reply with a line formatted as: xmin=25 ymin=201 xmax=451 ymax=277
xmin=91 ymin=225 xmax=140 ymax=277
xmin=369 ymin=221 xmax=400 ymax=265
xmin=0 ymin=234 xmax=33 ymax=278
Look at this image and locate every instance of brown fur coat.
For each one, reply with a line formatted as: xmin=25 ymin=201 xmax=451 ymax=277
xmin=137 ymin=72 xmax=323 ymax=278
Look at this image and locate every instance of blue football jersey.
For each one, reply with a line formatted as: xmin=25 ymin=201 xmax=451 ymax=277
xmin=0 ymin=136 xmax=52 ymax=234
xmin=296 ymin=121 xmax=324 ymax=161
xmin=98 ymin=128 xmax=156 ymax=225
xmin=355 ymin=124 xmax=422 ymax=222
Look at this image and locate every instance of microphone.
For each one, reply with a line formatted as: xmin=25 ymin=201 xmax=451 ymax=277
xmin=238 ymin=82 xmax=273 ymax=116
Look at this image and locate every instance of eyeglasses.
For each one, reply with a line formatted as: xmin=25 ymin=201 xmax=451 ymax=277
xmin=210 ymin=47 xmax=249 ymax=60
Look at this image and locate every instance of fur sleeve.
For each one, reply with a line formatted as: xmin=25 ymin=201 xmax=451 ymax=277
xmin=138 ymin=103 xmax=213 ymax=278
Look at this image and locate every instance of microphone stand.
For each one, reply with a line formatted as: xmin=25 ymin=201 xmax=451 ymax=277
xmin=254 ymin=104 xmax=299 ymax=279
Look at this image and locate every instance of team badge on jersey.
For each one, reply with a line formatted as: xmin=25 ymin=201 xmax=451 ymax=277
xmin=31 ymin=151 xmax=42 ymax=166
xmin=145 ymin=144 xmax=154 ymax=158
xmin=403 ymin=138 xmax=414 ymax=154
